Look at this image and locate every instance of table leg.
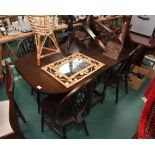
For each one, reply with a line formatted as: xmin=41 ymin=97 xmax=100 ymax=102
xmin=0 ymin=45 xmax=3 ymax=85
xmin=37 ymin=92 xmax=40 ymax=114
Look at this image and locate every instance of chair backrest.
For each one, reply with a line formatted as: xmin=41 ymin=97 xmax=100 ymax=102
xmin=56 ymin=78 xmax=96 ymax=126
xmin=2 ymin=61 xmax=24 ymax=138
xmin=123 ymin=45 xmax=143 ymax=76
xmin=106 ymin=45 xmax=143 ymax=79
xmin=16 ymin=36 xmax=36 ymax=58
xmin=106 ymin=58 xmax=127 ymax=80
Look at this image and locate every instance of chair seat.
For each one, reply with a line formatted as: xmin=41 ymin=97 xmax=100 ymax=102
xmin=0 ymin=100 xmax=14 ymax=138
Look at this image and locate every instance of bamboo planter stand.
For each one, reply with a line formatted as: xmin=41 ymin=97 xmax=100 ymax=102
xmin=28 ymin=16 xmax=63 ymax=66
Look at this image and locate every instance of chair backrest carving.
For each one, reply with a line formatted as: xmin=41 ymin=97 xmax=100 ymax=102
xmin=56 ymin=78 xmax=96 ymax=126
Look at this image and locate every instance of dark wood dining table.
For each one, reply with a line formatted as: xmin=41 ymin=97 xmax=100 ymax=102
xmin=15 ymin=45 xmax=130 ymax=112
xmin=15 ymin=50 xmax=117 ymax=94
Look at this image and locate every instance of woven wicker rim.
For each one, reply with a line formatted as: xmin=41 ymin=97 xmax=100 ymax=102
xmin=28 ymin=15 xmax=57 ymax=35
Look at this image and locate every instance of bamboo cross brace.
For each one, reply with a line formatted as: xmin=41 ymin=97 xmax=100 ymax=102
xmin=35 ymin=32 xmax=62 ymax=66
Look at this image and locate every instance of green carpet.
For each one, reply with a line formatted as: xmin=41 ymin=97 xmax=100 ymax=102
xmin=0 ymin=77 xmax=150 ymax=139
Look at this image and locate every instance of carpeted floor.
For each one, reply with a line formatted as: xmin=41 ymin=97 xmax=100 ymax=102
xmin=0 ymin=76 xmax=150 ymax=139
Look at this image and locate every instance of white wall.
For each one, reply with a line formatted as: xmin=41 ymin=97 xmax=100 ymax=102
xmin=130 ymin=15 xmax=155 ymax=36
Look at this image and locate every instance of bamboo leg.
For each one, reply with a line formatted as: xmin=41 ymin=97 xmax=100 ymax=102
xmin=51 ymin=33 xmax=62 ymax=54
xmin=37 ymin=34 xmax=41 ymax=66
xmin=36 ymin=32 xmax=63 ymax=66
xmin=48 ymin=33 xmax=63 ymax=57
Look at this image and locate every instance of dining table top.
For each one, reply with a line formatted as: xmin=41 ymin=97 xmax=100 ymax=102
xmin=15 ymin=46 xmax=130 ymax=95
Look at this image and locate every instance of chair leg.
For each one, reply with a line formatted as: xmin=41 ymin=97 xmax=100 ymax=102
xmin=62 ymin=126 xmax=67 ymax=139
xmin=14 ymin=101 xmax=26 ymax=123
xmin=87 ymin=104 xmax=90 ymax=115
xmin=125 ymin=76 xmax=128 ymax=94
xmin=41 ymin=110 xmax=45 ymax=132
xmin=83 ymin=121 xmax=89 ymax=136
xmin=37 ymin=92 xmax=40 ymax=114
xmin=116 ymin=79 xmax=119 ymax=104
xmin=100 ymin=72 xmax=109 ymax=104
xmin=101 ymin=83 xmax=107 ymax=104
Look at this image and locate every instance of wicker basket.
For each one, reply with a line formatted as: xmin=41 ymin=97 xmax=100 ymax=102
xmin=28 ymin=15 xmax=57 ymax=35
